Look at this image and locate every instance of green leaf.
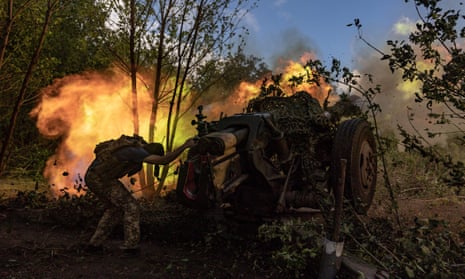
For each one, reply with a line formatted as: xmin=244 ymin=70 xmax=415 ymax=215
xmin=405 ymin=266 xmax=415 ymax=278
xmin=420 ymin=245 xmax=431 ymax=255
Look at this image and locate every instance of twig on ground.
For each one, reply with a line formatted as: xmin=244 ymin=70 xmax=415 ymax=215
xmin=400 ymin=187 xmax=425 ymax=194
xmin=346 ymin=233 xmax=389 ymax=271
xmin=351 ymin=207 xmax=403 ymax=265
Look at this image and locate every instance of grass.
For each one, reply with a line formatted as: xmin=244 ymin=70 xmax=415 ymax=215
xmin=0 ymin=177 xmax=49 ymax=199
xmin=377 ymin=147 xmax=461 ymax=200
xmin=1 ymin=146 xmax=464 ymax=278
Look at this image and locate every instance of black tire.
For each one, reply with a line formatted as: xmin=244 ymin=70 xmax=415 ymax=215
xmin=330 ymin=118 xmax=377 ymax=214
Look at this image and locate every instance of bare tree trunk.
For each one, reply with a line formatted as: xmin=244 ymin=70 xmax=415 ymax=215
xmin=0 ymin=0 xmax=13 ymax=69
xmin=0 ymin=0 xmax=58 ymax=175
xmin=150 ymin=0 xmax=246 ymax=195
xmin=0 ymin=0 xmax=32 ymax=69
xmin=0 ymin=0 xmax=15 ymax=175
xmin=129 ymin=0 xmax=140 ymax=135
xmin=155 ymin=2 xmax=202 ymax=196
xmin=171 ymin=4 xmax=201 ymax=146
xmin=147 ymin=0 xmax=174 ymax=195
xmin=0 ymin=0 xmax=34 ymax=174
xmin=128 ymin=0 xmax=153 ymax=197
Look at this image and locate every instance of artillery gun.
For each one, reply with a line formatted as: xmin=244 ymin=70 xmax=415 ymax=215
xmin=176 ymin=91 xmax=377 ymax=219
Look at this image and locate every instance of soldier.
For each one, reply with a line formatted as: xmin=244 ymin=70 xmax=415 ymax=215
xmin=84 ymin=134 xmax=196 ymax=257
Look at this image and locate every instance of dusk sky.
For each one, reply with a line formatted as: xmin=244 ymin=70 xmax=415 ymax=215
xmin=242 ymin=0 xmax=449 ymax=68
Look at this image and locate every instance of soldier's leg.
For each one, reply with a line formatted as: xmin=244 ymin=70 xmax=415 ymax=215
xmin=89 ymin=206 xmax=122 ymax=246
xmin=122 ymin=199 xmax=140 ymax=249
xmin=85 ymin=172 xmax=122 ymax=247
xmin=109 ymin=180 xmax=140 ymax=250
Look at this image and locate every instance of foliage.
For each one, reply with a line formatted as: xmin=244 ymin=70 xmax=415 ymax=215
xmin=0 ymin=0 xmax=263 ymax=193
xmin=193 ymin=50 xmax=271 ymax=102
xmin=337 ymin=144 xmax=465 ymax=278
xmin=0 ymin=187 xmax=102 ymax=228
xmin=2 ymin=150 xmax=465 ymax=278
xmin=350 ymin=0 xmax=465 ymax=190
xmin=151 ymin=0 xmax=259 ymax=194
xmin=248 ymin=4 xmax=465 ymax=274
xmin=0 ymin=0 xmax=113 ymax=176
xmin=6 ymin=189 xmax=50 ymax=209
xmin=95 ymin=0 xmax=261 ymax=195
xmin=47 ymin=192 xmax=104 ymax=227
xmin=6 ymin=137 xmax=56 ymax=179
xmin=258 ymin=219 xmax=325 ymax=278
xmin=388 ymin=147 xmax=455 ymax=197
xmin=396 ymin=218 xmax=464 ymax=278
xmin=0 ymin=0 xmax=63 ymax=175
xmin=344 ymin=214 xmax=465 ymax=278
xmin=44 ymin=0 xmax=112 ymax=76
xmin=2 ymin=0 xmax=465 ymax=277
xmin=399 ymin=125 xmax=465 ymax=191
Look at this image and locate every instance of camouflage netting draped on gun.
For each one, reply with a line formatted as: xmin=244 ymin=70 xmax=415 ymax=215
xmin=247 ymin=91 xmax=334 ymax=190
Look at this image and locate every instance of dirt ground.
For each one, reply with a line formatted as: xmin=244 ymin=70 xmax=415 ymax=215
xmin=1 ymin=178 xmax=465 ymax=278
xmin=0 ymin=178 xmax=289 ymax=279
xmin=369 ymin=194 xmax=465 ymax=233
xmin=0 ymin=212 xmax=272 ymax=279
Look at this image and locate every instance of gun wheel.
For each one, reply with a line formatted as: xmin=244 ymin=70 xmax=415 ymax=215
xmin=330 ymin=118 xmax=377 ymax=214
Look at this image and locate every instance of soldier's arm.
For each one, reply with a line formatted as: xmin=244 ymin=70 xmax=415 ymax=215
xmin=143 ymin=138 xmax=196 ymax=165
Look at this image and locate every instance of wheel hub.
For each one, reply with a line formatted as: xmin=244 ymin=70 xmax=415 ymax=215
xmin=359 ymin=140 xmax=375 ymax=191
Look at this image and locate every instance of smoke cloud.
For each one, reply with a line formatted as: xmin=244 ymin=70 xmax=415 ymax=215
xmin=353 ymin=45 xmax=461 ymax=147
xmin=269 ymin=28 xmax=320 ymax=70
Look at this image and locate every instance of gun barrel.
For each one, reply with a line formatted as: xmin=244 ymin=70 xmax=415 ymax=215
xmin=195 ymin=127 xmax=248 ymax=156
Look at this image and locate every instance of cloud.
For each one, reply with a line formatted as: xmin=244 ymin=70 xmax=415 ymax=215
xmin=273 ymin=0 xmax=287 ymax=6
xmin=393 ymin=17 xmax=417 ymax=36
xmin=272 ymin=0 xmax=291 ymax=21
xmin=243 ymin=10 xmax=260 ymax=32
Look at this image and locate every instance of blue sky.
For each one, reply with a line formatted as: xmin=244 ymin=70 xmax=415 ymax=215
xmin=243 ymin=0 xmax=421 ymax=68
xmin=239 ymin=0 xmax=463 ymax=141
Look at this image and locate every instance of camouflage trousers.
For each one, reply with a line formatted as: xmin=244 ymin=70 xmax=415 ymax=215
xmin=85 ymin=170 xmax=140 ymax=249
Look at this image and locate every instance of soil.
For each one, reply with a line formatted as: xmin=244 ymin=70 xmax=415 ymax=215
xmin=0 ymin=201 xmax=276 ymax=278
xmin=1 ymin=178 xmax=464 ymax=279
xmin=0 ymin=178 xmax=286 ymax=279
xmin=369 ymin=195 xmax=465 ymax=234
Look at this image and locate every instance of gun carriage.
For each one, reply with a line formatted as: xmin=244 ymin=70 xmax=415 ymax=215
xmin=176 ymin=91 xmax=377 ymax=219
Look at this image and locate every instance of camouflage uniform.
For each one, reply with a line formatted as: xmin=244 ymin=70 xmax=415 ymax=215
xmin=85 ymin=136 xmax=148 ymax=250
xmin=85 ymin=170 xmax=140 ymax=249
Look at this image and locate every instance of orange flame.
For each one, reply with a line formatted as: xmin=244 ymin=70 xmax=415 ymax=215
xmin=30 ymin=68 xmax=194 ymax=197
xmin=202 ymin=52 xmax=337 ymax=119
xmin=31 ymin=53 xmax=336 ymax=197
xmin=281 ymin=58 xmax=335 ymax=103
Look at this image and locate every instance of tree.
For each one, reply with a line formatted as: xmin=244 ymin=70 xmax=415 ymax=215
xmin=98 ymin=0 xmax=257 ymax=197
xmin=352 ymin=0 xmax=465 ymax=189
xmin=199 ymin=50 xmax=270 ymax=96
xmin=0 ymin=0 xmax=112 ymax=177
xmin=105 ymin=0 xmax=256 ymax=197
xmin=43 ymin=0 xmax=112 ymax=76
xmin=0 ymin=0 xmax=63 ymax=175
xmin=0 ymin=0 xmax=33 ymax=71
xmin=103 ymin=0 xmax=158 ymax=134
xmin=130 ymin=0 xmax=258 ymax=196
xmin=101 ymin=0 xmax=158 ymax=196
